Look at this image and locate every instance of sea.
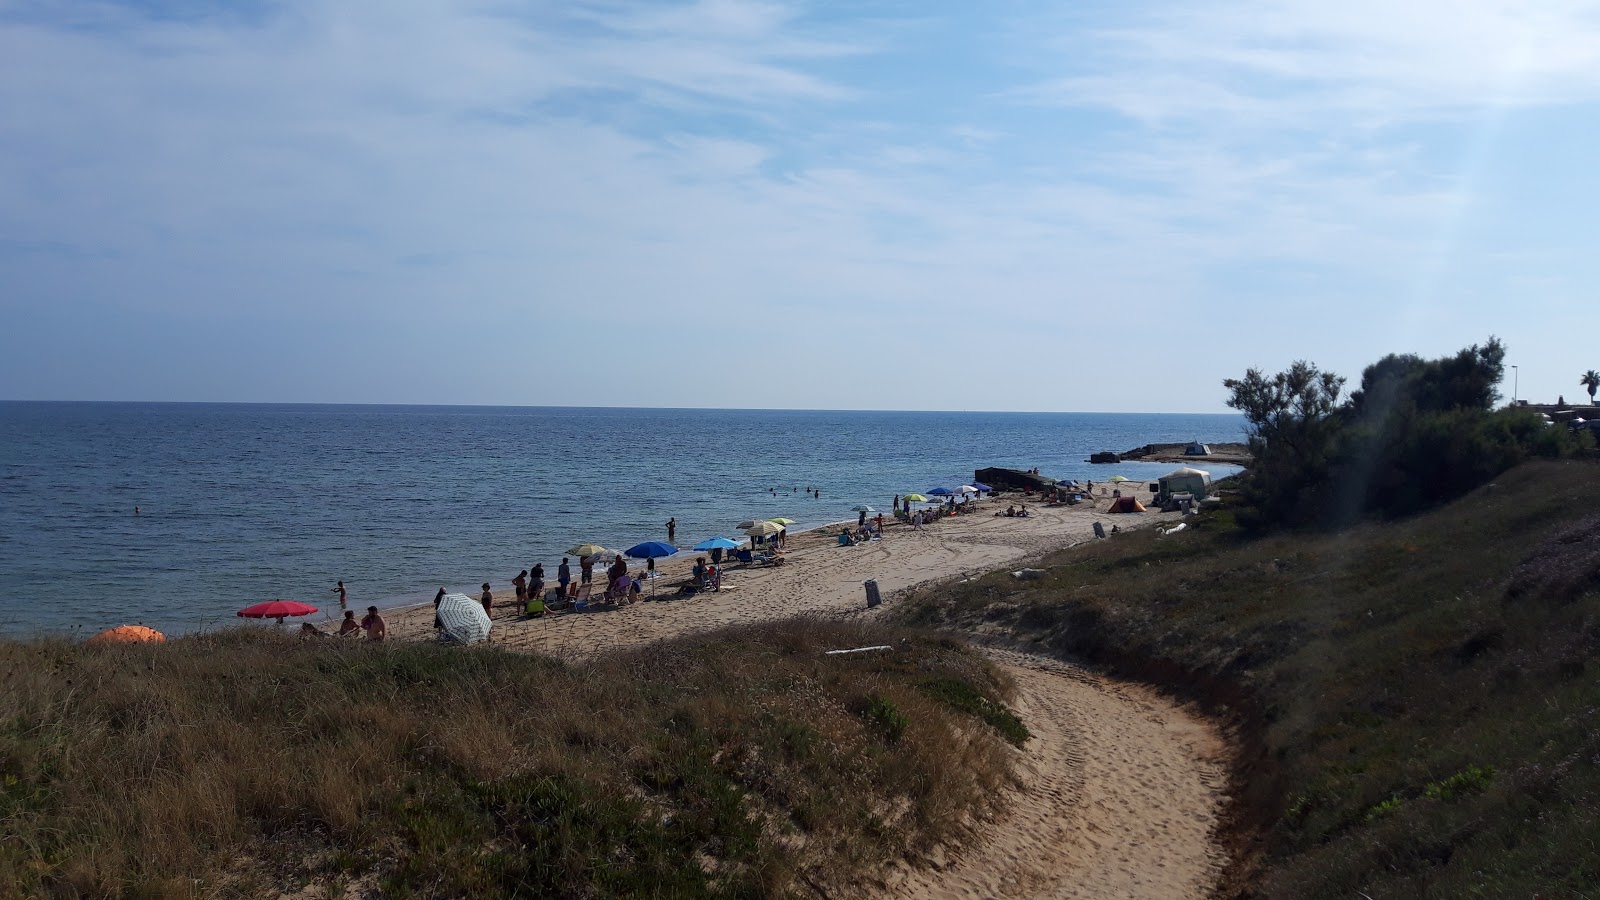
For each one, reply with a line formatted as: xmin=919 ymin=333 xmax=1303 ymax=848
xmin=0 ymin=403 xmax=1244 ymax=637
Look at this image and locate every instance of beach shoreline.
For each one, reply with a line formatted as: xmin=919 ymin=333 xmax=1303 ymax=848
xmin=375 ymin=484 xmax=1183 ymax=656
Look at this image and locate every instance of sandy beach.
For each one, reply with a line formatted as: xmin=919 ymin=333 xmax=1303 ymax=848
xmin=376 ymin=486 xmax=1229 ymax=898
xmin=383 ymin=488 xmax=1171 ymax=656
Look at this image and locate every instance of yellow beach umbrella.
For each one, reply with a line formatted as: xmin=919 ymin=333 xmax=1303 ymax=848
xmin=745 ymin=521 xmax=783 ymax=537
xmin=769 ymin=517 xmax=795 ymax=525
xmin=902 ymin=493 xmax=929 ymax=503
xmin=566 ymin=543 xmax=609 ymax=558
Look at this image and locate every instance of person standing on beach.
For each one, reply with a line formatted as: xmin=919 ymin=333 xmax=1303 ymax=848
xmin=875 ymin=513 xmax=885 ymax=534
xmin=913 ymin=510 xmax=923 ymax=530
xmin=530 ymin=563 xmax=545 ymax=603
xmin=433 ymin=587 xmax=446 ymax=630
xmin=331 ymin=580 xmax=347 ymax=610
xmin=558 ymin=558 xmax=572 ymax=597
xmin=480 ymin=583 xmax=494 ymax=617
xmin=666 ymin=517 xmax=676 ymax=543
xmin=512 ymin=570 xmax=527 ymax=603
xmin=579 ymin=555 xmax=595 ymax=590
xmin=361 ymin=606 xmax=386 ymax=641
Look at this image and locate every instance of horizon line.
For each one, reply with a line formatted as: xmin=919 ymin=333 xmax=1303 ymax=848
xmin=0 ymin=398 xmax=1242 ymax=417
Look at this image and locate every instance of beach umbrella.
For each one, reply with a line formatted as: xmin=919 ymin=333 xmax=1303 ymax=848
xmin=769 ymin=517 xmax=795 ymax=525
xmin=737 ymin=519 xmax=759 ymax=529
xmin=625 ymin=541 xmax=678 ymax=596
xmin=970 ymin=481 xmax=992 ymax=492
xmin=745 ymin=521 xmax=783 ymax=537
xmin=927 ymin=487 xmax=954 ymax=496
xmin=87 ymin=625 xmax=165 ymax=645
xmin=566 ymin=543 xmax=609 ymax=558
xmin=850 ymin=505 xmax=876 ymax=513
xmin=436 ymin=592 xmax=492 ymax=644
xmin=902 ymin=493 xmax=929 ymax=503
xmin=957 ymin=485 xmax=980 ymax=494
xmin=237 ymin=600 xmax=318 ymax=620
xmin=625 ymin=541 xmax=678 ymax=560
xmin=692 ymin=536 xmax=742 ymax=551
xmin=1108 ymin=475 xmax=1130 ymax=483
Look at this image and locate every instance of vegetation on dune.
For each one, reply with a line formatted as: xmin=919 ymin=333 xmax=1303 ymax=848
xmin=1225 ymin=337 xmax=1590 ymax=529
xmin=0 ymin=621 xmax=1024 ymax=898
xmin=901 ymin=458 xmax=1600 ymax=897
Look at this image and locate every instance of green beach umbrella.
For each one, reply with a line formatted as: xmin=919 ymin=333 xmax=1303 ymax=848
xmin=902 ymin=493 xmax=929 ymax=502
xmin=769 ymin=517 xmax=795 ymax=525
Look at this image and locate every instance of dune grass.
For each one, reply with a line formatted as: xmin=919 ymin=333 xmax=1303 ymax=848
xmin=0 ymin=620 xmax=1023 ymax=898
xmin=901 ymin=458 xmax=1600 ymax=898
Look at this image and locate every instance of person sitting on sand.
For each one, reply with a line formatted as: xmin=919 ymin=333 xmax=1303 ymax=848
xmin=337 ymin=610 xmax=361 ymax=636
xmin=300 ymin=622 xmax=328 ymax=638
xmin=628 ymin=576 xmax=643 ymax=603
xmin=361 ymin=606 xmax=386 ymax=641
xmin=607 ymin=555 xmax=628 ymax=590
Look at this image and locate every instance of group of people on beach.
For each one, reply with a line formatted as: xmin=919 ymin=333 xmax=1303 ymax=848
xmin=302 ymin=605 xmax=386 ymax=641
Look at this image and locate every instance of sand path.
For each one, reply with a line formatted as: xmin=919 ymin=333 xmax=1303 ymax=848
xmin=878 ymin=650 xmax=1229 ymax=899
xmin=380 ymin=488 xmax=1230 ymax=898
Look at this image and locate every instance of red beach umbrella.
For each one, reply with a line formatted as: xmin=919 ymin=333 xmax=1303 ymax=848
xmin=237 ymin=600 xmax=319 ymax=619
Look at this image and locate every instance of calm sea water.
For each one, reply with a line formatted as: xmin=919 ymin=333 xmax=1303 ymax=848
xmin=0 ymin=403 xmax=1243 ymax=636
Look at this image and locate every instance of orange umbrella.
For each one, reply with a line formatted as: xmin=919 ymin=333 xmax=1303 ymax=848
xmin=88 ymin=625 xmax=165 ymax=645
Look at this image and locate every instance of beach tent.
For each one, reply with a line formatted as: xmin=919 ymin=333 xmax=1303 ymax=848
xmin=437 ymin=593 xmax=492 ymax=644
xmin=1158 ymin=466 xmax=1213 ymax=500
xmin=1107 ymin=496 xmax=1147 ymax=513
xmin=1185 ymin=442 xmax=1212 ymax=456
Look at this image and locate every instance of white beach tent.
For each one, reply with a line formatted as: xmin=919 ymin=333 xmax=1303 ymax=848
xmin=1158 ymin=466 xmax=1213 ymax=500
xmin=436 ymin=592 xmax=492 ymax=644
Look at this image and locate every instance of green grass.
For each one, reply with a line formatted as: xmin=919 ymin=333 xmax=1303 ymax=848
xmin=0 ymin=620 xmax=1026 ymax=898
xmin=900 ymin=458 xmax=1600 ymax=898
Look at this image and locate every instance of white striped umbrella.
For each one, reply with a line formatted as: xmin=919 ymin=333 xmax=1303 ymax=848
xmin=436 ymin=593 xmax=492 ymax=645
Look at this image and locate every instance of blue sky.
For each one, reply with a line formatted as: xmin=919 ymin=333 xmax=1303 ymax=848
xmin=3 ymin=0 xmax=1600 ymax=411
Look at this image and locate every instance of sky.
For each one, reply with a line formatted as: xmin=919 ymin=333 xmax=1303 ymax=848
xmin=3 ymin=1 xmax=1600 ymax=412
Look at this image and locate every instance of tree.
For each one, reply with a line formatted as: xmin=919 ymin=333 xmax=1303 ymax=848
xmin=1224 ymin=361 xmax=1346 ymax=526
xmin=1582 ymin=370 xmax=1600 ymax=405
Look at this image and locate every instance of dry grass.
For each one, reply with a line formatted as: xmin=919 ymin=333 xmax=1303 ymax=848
xmin=0 ymin=620 xmax=1022 ymax=898
xmin=902 ymin=458 xmax=1600 ymax=898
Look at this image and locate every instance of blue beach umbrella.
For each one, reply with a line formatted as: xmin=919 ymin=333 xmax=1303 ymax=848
xmin=970 ymin=481 xmax=992 ymax=492
xmin=692 ymin=536 xmax=741 ymax=551
xmin=926 ymin=487 xmax=954 ymax=496
xmin=625 ymin=541 xmax=678 ymax=561
xmin=625 ymin=541 xmax=679 ymax=596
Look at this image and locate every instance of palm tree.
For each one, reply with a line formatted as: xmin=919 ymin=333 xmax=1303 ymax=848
xmin=1582 ymin=370 xmax=1600 ymax=405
